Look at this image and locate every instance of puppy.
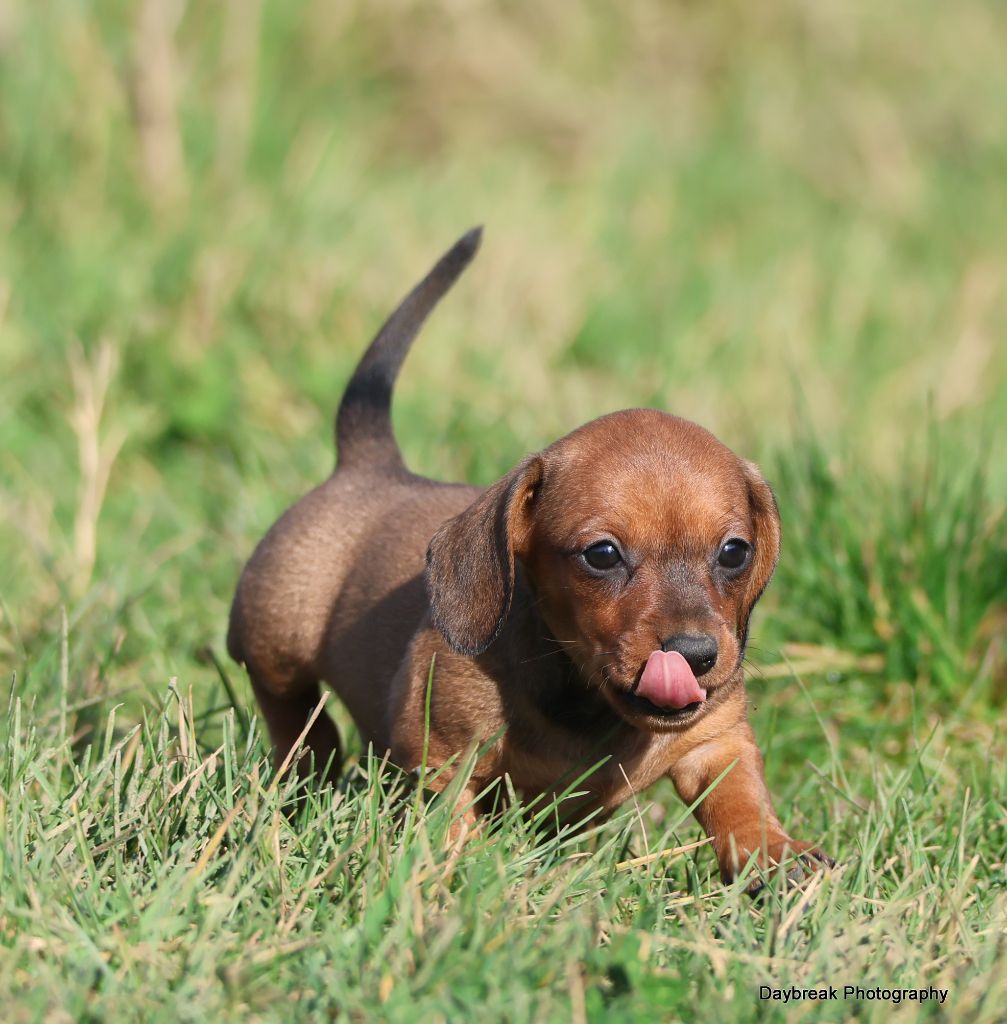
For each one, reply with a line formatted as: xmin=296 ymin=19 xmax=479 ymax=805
xmin=228 ymin=228 xmax=831 ymax=883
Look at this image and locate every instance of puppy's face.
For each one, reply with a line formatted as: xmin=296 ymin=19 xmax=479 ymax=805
xmin=426 ymin=409 xmax=780 ymax=733
xmin=520 ymin=410 xmax=780 ymax=731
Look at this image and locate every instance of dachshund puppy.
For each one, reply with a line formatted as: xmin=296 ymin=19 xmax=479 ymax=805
xmin=228 ymin=228 xmax=831 ymax=883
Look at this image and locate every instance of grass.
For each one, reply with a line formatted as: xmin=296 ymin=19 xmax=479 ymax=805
xmin=4 ymin=674 xmax=1006 ymax=1021
xmin=1 ymin=0 xmax=1006 ymax=1020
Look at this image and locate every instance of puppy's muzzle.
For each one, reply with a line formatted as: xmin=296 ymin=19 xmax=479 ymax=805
xmin=661 ymin=633 xmax=718 ymax=677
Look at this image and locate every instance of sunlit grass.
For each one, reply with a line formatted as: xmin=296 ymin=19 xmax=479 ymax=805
xmin=2 ymin=676 xmax=1005 ymax=1021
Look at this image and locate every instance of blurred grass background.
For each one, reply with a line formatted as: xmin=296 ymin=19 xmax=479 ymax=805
xmin=2 ymin=0 xmax=1004 ymax=736
xmin=1 ymin=1 xmax=1006 ymax=1018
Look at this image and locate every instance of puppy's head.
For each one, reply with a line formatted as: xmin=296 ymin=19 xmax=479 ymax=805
xmin=425 ymin=409 xmax=780 ymax=731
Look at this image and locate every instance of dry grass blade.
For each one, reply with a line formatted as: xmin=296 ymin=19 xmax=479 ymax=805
xmin=616 ymin=836 xmax=714 ymax=872
xmin=186 ymin=797 xmax=246 ymax=885
xmin=67 ymin=339 xmax=127 ymax=595
xmin=130 ymin=0 xmax=188 ymax=208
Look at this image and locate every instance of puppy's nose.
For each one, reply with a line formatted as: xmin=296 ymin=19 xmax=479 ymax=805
xmin=661 ymin=633 xmax=718 ymax=677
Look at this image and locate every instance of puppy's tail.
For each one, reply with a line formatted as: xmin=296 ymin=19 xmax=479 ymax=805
xmin=335 ymin=226 xmax=483 ymax=471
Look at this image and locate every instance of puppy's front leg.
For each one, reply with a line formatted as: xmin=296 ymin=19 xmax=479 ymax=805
xmin=669 ymin=713 xmax=829 ymax=885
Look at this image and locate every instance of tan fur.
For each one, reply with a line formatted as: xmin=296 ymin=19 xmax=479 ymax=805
xmin=228 ymin=235 xmax=831 ymax=885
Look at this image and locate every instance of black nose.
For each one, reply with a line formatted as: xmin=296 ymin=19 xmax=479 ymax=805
xmin=661 ymin=633 xmax=718 ymax=677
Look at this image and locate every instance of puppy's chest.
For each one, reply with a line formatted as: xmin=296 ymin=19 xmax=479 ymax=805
xmin=500 ymin=719 xmax=671 ymax=812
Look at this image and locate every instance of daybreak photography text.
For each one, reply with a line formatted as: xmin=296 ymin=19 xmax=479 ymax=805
xmin=759 ymin=985 xmax=949 ymax=1006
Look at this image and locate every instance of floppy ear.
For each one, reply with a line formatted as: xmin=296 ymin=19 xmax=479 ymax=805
xmin=739 ymin=459 xmax=782 ymax=647
xmin=425 ymin=456 xmax=543 ymax=656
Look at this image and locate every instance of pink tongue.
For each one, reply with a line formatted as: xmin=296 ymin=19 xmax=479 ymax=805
xmin=636 ymin=650 xmax=707 ymax=709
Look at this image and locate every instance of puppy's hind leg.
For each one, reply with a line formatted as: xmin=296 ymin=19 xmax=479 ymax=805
xmin=227 ymin=548 xmax=343 ymax=788
xmin=250 ymin=675 xmax=343 ymax=788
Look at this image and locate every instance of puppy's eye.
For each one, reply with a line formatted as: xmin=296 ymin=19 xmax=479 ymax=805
xmin=717 ymin=538 xmax=751 ymax=570
xmin=582 ymin=541 xmax=623 ymax=571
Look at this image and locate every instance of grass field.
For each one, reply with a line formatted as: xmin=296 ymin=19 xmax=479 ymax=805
xmin=2 ymin=0 xmax=1006 ymax=1020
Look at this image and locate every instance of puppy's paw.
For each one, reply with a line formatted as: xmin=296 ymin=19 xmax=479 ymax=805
xmin=720 ymin=834 xmax=835 ymax=894
xmin=791 ymin=842 xmax=836 ymax=872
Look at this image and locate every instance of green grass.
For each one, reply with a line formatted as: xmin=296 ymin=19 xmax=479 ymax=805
xmin=2 ymin=0 xmax=1006 ymax=1020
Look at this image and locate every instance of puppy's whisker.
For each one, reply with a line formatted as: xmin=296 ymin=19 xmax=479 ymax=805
xmin=583 ymin=669 xmax=603 ymax=692
xmin=519 ymin=649 xmax=573 ymax=665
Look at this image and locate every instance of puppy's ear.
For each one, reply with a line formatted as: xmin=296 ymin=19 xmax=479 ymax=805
xmin=425 ymin=456 xmax=543 ymax=656
xmin=739 ymin=460 xmax=782 ymax=645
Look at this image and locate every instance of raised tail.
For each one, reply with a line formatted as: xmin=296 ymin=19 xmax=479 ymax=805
xmin=335 ymin=226 xmax=483 ymax=471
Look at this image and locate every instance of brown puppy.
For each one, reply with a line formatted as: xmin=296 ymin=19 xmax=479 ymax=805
xmin=228 ymin=228 xmax=831 ymax=883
